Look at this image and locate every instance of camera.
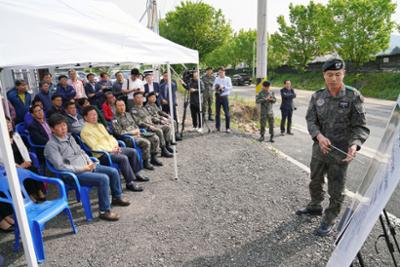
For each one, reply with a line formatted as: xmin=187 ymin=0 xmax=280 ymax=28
xmin=215 ymin=84 xmax=224 ymax=95
xmin=182 ymin=69 xmax=195 ymax=85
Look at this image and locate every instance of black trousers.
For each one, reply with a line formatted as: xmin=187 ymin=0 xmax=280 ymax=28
xmin=215 ymin=95 xmax=230 ymax=130
xmin=190 ymin=104 xmax=202 ymax=128
xmin=280 ymin=109 xmax=293 ymax=133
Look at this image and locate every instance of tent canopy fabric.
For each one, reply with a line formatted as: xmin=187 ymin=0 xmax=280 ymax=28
xmin=0 ymin=0 xmax=198 ymax=68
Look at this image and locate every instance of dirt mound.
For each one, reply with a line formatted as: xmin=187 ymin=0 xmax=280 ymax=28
xmin=231 ymin=102 xmax=259 ymax=133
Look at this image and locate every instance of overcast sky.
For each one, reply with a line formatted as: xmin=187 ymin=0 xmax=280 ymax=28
xmin=109 ymin=0 xmax=400 ymax=34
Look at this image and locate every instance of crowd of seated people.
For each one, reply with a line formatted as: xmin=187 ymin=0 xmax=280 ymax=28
xmin=0 ymin=68 xmax=182 ymax=225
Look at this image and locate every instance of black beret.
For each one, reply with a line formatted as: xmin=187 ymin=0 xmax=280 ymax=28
xmin=262 ymin=80 xmax=271 ymax=87
xmin=133 ymin=91 xmax=144 ymax=97
xmin=322 ymin=58 xmax=345 ymax=72
xmin=147 ymin=91 xmax=156 ymax=98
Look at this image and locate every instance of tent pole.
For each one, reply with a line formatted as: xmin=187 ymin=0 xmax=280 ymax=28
xmin=167 ymin=63 xmax=178 ymax=180
xmin=0 ymin=69 xmax=11 ymax=118
xmin=197 ymin=65 xmax=203 ymax=131
xmin=0 ymin=101 xmax=38 ymax=266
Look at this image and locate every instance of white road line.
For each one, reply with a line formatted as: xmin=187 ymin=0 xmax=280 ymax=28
xmin=263 ymin=143 xmax=400 ymax=224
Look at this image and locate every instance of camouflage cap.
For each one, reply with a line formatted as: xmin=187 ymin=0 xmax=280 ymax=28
xmin=322 ymin=58 xmax=345 ymax=72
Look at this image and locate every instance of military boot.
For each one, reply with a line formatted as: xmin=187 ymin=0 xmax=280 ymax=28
xmin=258 ymin=135 xmax=264 ymax=142
xmin=143 ymin=159 xmax=155 ymax=170
xmin=150 ymin=153 xmax=163 ymax=166
xmin=161 ymin=146 xmax=173 ymax=158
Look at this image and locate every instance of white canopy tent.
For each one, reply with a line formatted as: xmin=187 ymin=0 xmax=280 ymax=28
xmin=0 ymin=0 xmax=199 ymax=265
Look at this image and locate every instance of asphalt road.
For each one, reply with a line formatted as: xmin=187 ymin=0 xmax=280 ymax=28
xmin=231 ymin=84 xmax=400 ymax=218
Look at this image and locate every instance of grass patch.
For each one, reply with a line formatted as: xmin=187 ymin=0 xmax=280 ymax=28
xmin=270 ymin=72 xmax=400 ymax=100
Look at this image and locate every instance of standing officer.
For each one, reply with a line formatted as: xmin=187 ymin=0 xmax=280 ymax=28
xmin=256 ymin=81 xmax=276 ymax=142
xmin=280 ymin=80 xmax=296 ymax=135
xmin=202 ymin=67 xmax=215 ymax=121
xmin=296 ymin=58 xmax=370 ymax=236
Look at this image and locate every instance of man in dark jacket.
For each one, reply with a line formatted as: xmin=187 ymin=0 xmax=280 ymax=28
xmin=46 ymin=94 xmax=66 ymax=119
xmin=35 ymin=81 xmax=52 ymax=112
xmin=144 ymin=73 xmax=160 ymax=105
xmin=55 ymin=75 xmax=76 ymax=104
xmin=7 ymin=80 xmax=31 ymax=124
xmin=28 ymin=104 xmax=52 ymax=163
xmin=280 ymin=80 xmax=296 ymax=135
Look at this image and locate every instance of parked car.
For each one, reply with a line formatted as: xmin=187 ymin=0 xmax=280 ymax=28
xmin=232 ymin=73 xmax=252 ymax=86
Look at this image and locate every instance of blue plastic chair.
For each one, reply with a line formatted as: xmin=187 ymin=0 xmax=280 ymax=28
xmin=120 ymin=134 xmax=143 ymax=169
xmin=0 ymin=168 xmax=77 ymax=264
xmin=45 ymin=157 xmax=100 ymax=222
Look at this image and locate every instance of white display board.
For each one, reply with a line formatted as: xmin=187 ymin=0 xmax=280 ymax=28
xmin=327 ymin=97 xmax=400 ymax=267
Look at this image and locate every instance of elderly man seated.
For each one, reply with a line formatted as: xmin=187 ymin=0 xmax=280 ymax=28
xmin=112 ymin=98 xmax=162 ymax=170
xmin=64 ymin=100 xmax=84 ymax=134
xmin=80 ymin=106 xmax=147 ymax=191
xmin=44 ymin=114 xmax=130 ymax=221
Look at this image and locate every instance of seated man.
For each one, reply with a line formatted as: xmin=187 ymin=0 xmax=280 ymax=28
xmin=65 ymin=101 xmax=84 ymax=134
xmin=28 ymin=104 xmax=52 ymax=163
xmin=55 ymin=75 xmax=76 ymax=105
xmin=101 ymin=91 xmax=116 ymax=121
xmin=44 ymin=114 xmax=130 ymax=221
xmin=130 ymin=92 xmax=173 ymax=157
xmin=112 ymin=98 xmax=162 ymax=170
xmin=24 ymin=97 xmax=44 ymax=128
xmin=46 ymin=94 xmax=66 ymax=119
xmin=145 ymin=92 xmax=178 ymax=135
xmin=80 ymin=106 xmax=147 ymax=191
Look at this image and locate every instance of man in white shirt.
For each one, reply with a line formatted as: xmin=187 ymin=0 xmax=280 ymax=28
xmin=122 ymin=68 xmax=144 ymax=110
xmin=213 ymin=67 xmax=232 ymax=133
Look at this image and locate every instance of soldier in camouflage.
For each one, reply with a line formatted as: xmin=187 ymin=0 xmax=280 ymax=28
xmin=201 ymin=67 xmax=215 ymax=121
xmin=145 ymin=92 xmax=178 ymax=133
xmin=256 ymin=81 xmax=276 ymax=142
xmin=130 ymin=92 xmax=173 ymax=158
xmin=296 ymin=58 xmax=370 ymax=236
xmin=112 ymin=98 xmax=163 ymax=170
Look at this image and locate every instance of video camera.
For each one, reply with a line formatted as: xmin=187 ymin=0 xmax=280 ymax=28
xmin=182 ymin=68 xmax=196 ymax=85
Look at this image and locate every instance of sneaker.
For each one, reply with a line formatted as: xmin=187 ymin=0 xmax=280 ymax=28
xmin=226 ymin=129 xmax=231 ymax=134
xmin=126 ymin=183 xmax=144 ymax=192
xmin=99 ymin=211 xmax=120 ymax=221
xmin=197 ymin=128 xmax=203 ymax=133
xmin=316 ymin=221 xmax=334 ymax=236
xmin=191 ymin=127 xmax=198 ymax=132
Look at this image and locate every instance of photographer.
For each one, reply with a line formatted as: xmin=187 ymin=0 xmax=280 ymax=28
xmin=213 ymin=67 xmax=232 ymax=133
xmin=185 ymin=71 xmax=205 ymax=132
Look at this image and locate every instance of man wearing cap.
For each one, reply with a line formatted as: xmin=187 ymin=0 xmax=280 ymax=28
xmin=145 ymin=92 xmax=178 ymax=134
xmin=130 ymin=92 xmax=174 ymax=158
xmin=201 ymin=67 xmax=215 ymax=121
xmin=112 ymin=98 xmax=162 ymax=170
xmin=256 ymin=81 xmax=276 ymax=142
xmin=122 ymin=68 xmax=144 ymax=110
xmin=296 ymin=58 xmax=370 ymax=236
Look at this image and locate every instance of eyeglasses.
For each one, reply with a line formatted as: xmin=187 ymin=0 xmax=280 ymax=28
xmin=33 ymin=108 xmax=43 ymax=113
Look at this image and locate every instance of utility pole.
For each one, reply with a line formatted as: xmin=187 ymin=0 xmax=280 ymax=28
xmin=145 ymin=0 xmax=160 ymax=82
xmin=256 ymin=0 xmax=267 ymax=93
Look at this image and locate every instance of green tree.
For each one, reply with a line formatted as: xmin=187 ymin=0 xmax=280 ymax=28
xmin=275 ymin=1 xmax=331 ymax=70
xmin=159 ymin=1 xmax=232 ymax=60
xmin=267 ymin=33 xmax=289 ymax=70
xmin=328 ymin=0 xmax=396 ymax=67
xmin=231 ymin=30 xmax=257 ymax=68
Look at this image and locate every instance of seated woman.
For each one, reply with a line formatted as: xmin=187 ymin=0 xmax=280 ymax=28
xmin=0 ymin=202 xmax=14 ymax=232
xmin=4 ymin=117 xmax=46 ymax=202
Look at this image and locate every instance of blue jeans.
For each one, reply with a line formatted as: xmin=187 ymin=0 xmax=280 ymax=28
xmin=76 ymin=164 xmax=122 ymax=212
xmin=215 ymin=95 xmax=230 ymax=130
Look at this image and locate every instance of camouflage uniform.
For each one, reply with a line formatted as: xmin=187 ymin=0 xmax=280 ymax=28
xmin=130 ymin=104 xmax=171 ymax=147
xmin=305 ymin=86 xmax=370 ymax=224
xmin=146 ymin=103 xmax=177 ymax=128
xmin=112 ymin=111 xmax=160 ymax=160
xmin=256 ymin=90 xmax=276 ymax=138
xmin=201 ymin=74 xmax=215 ymax=119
